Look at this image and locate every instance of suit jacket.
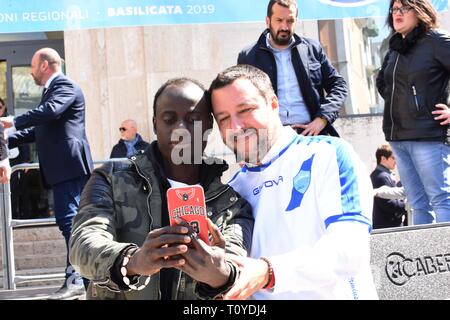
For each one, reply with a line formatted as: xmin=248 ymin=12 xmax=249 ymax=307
xmin=370 ymin=165 xmax=406 ymax=229
xmin=8 ymin=74 xmax=93 ymax=186
xmin=0 ymin=124 xmax=7 ymax=161
xmin=238 ymin=29 xmax=348 ymax=136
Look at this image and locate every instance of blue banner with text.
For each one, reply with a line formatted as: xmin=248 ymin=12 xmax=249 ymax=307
xmin=0 ymin=0 xmax=447 ymax=34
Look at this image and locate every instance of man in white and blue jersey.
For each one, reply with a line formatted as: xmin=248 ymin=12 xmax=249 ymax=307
xmin=209 ymin=65 xmax=378 ymax=300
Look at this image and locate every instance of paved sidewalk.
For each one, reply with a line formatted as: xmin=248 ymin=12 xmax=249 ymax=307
xmin=0 ymin=285 xmax=86 ymax=300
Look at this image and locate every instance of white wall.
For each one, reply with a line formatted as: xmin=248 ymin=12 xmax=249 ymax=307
xmin=334 ymin=115 xmax=385 ymax=171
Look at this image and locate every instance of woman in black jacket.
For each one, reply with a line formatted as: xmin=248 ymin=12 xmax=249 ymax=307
xmin=376 ymin=0 xmax=450 ymax=225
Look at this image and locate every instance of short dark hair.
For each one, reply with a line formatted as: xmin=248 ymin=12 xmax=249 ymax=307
xmin=153 ymin=77 xmax=207 ymax=115
xmin=267 ymin=0 xmax=298 ymax=18
xmin=209 ymin=64 xmax=275 ymax=103
xmin=375 ymin=144 xmax=393 ymax=164
xmin=387 ymin=0 xmax=437 ymax=32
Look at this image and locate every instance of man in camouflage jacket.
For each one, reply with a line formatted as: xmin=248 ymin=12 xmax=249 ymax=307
xmin=69 ymin=78 xmax=254 ymax=300
xmin=70 ymin=142 xmax=253 ymax=300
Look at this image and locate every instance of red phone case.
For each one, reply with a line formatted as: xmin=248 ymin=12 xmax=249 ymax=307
xmin=167 ymin=185 xmax=209 ymax=244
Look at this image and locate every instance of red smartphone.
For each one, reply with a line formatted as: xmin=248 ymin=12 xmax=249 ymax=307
xmin=167 ymin=185 xmax=209 ymax=244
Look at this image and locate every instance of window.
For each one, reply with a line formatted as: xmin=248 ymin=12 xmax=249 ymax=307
xmin=318 ymin=17 xmax=390 ymax=115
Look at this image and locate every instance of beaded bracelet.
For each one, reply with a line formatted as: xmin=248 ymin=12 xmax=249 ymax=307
xmin=120 ymin=248 xmax=151 ymax=291
xmin=260 ymin=256 xmax=275 ymax=290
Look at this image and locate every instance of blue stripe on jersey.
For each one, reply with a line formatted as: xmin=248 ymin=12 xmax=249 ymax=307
xmin=332 ymin=139 xmax=364 ymax=218
xmin=301 ymin=136 xmax=368 ymax=230
xmin=324 ymin=213 xmax=372 ymax=232
xmin=286 ymin=154 xmax=315 ymax=211
xmin=228 ymin=161 xmax=249 ymax=185
xmin=228 ymin=168 xmax=242 ymax=185
xmin=244 ymin=135 xmax=298 ymax=172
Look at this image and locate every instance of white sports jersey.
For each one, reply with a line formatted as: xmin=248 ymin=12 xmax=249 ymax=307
xmin=229 ymin=127 xmax=378 ymax=299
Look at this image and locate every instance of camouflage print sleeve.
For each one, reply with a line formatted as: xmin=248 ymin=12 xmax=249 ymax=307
xmin=69 ymin=164 xmax=136 ymax=292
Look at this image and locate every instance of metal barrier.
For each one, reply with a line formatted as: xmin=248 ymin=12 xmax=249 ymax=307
xmin=0 ymin=159 xmax=128 ymax=290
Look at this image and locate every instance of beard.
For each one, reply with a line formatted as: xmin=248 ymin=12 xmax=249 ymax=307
xmin=31 ymin=73 xmax=41 ymax=86
xmin=269 ymin=27 xmax=292 ymax=47
xmin=226 ymin=128 xmax=270 ymax=165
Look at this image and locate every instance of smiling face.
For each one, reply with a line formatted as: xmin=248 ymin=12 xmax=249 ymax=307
xmin=211 ymin=78 xmax=279 ymax=164
xmin=153 ymin=82 xmax=212 ymax=164
xmin=391 ymin=0 xmax=419 ymax=37
xmin=266 ymin=3 xmax=297 ymax=49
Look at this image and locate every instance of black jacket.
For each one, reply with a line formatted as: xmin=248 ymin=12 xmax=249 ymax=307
xmin=370 ymin=165 xmax=406 ymax=229
xmin=376 ymin=28 xmax=450 ymax=141
xmin=109 ymin=134 xmax=150 ymax=158
xmin=71 ymin=141 xmax=254 ymax=300
xmin=238 ymin=29 xmax=348 ymax=136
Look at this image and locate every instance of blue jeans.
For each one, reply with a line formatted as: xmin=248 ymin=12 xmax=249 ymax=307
xmin=52 ymin=174 xmax=89 ymax=285
xmin=390 ymin=141 xmax=450 ymax=225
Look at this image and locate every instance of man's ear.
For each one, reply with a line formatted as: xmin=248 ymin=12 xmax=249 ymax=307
xmin=266 ymin=16 xmax=270 ymax=29
xmin=270 ymin=95 xmax=279 ymax=111
xmin=152 ymin=117 xmax=157 ymax=135
xmin=41 ymin=60 xmax=49 ymax=71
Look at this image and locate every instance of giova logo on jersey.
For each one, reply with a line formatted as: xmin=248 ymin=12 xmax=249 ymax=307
xmin=252 ymin=176 xmax=284 ymax=195
xmin=318 ymin=0 xmax=377 ymax=7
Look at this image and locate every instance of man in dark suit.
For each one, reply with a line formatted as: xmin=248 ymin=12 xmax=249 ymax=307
xmin=0 ymin=48 xmax=93 ymax=299
xmin=237 ymin=0 xmax=347 ymax=136
xmin=370 ymin=145 xmax=407 ymax=229
xmin=0 ymin=123 xmax=11 ymax=183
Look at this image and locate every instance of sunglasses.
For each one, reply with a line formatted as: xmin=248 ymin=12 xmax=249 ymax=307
xmin=119 ymin=127 xmax=127 ymax=132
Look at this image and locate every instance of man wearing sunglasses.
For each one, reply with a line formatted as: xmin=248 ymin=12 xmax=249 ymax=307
xmin=110 ymin=119 xmax=150 ymax=158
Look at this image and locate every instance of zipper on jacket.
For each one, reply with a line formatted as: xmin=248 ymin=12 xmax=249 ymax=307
xmin=129 ymin=157 xmax=154 ymax=230
xmin=179 ymin=273 xmax=186 ymax=300
xmin=91 ymin=283 xmax=98 ymax=297
xmin=412 ymin=85 xmax=419 ymax=112
xmin=261 ymin=46 xmax=278 ymax=92
xmin=128 ymin=157 xmax=162 ymax=299
xmin=174 ymin=270 xmax=182 ymax=300
xmin=389 ymin=54 xmax=400 ymax=141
